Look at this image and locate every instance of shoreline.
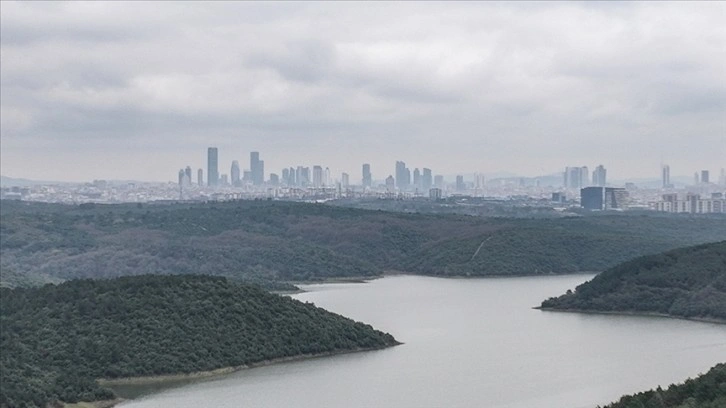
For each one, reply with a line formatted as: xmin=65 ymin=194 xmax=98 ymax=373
xmin=98 ymin=344 xmax=400 ymax=387
xmin=535 ymin=306 xmax=726 ymax=325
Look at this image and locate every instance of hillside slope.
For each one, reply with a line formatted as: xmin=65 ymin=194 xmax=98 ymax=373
xmin=540 ymin=241 xmax=726 ymax=321
xmin=601 ymin=363 xmax=726 ymax=408
xmin=0 ymin=275 xmax=398 ymax=407
xmin=3 ymin=200 xmax=726 ymax=287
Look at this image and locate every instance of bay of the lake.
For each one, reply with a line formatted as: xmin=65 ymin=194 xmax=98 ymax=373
xmin=116 ymin=275 xmax=726 ymax=408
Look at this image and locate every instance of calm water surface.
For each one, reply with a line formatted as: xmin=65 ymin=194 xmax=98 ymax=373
xmin=117 ymin=275 xmax=726 ymax=408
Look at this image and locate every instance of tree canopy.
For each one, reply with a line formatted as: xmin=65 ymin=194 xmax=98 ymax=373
xmin=0 ymin=274 xmax=398 ymax=407
xmin=541 ymin=241 xmax=726 ymax=321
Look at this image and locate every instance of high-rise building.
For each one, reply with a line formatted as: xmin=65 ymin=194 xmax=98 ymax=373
xmin=231 ymin=160 xmax=241 ymax=186
xmin=178 ymin=169 xmax=185 ymax=187
xmin=395 ymin=161 xmax=410 ymax=190
xmin=413 ymin=168 xmax=421 ymax=189
xmin=362 ymin=164 xmax=372 ymax=187
xmin=694 ymin=172 xmax=700 ymax=185
xmin=422 ymin=168 xmax=433 ymax=191
xmin=434 ymin=175 xmax=444 ymax=189
xmin=701 ymin=170 xmax=710 ymax=184
xmin=313 ymin=165 xmax=323 ymax=187
xmin=197 ymin=168 xmax=203 ymax=186
xmin=385 ymin=175 xmax=395 ymax=192
xmin=207 ymin=147 xmax=219 ymax=187
xmin=456 ymin=175 xmax=465 ymax=192
xmin=720 ymin=168 xmax=726 ymax=186
xmin=564 ymin=166 xmax=588 ymax=189
xmin=662 ymin=165 xmax=671 ymax=188
xmin=341 ymin=172 xmax=350 ymax=188
xmin=324 ymin=167 xmax=331 ymax=187
xmin=220 ymin=174 xmax=228 ymax=185
xmin=269 ymin=173 xmax=279 ymax=186
xmin=281 ymin=168 xmax=290 ymax=185
xmin=184 ymin=166 xmax=192 ymax=184
xmin=592 ymin=165 xmax=607 ymax=187
xmin=250 ymin=152 xmax=264 ymax=186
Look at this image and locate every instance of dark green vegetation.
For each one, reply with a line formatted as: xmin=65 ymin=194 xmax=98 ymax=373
xmin=601 ymin=363 xmax=726 ymax=408
xmin=0 ymin=274 xmax=398 ymax=407
xmin=541 ymin=241 xmax=726 ymax=321
xmin=3 ymin=200 xmax=726 ymax=287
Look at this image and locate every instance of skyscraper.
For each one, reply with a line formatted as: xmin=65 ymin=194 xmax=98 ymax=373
xmin=422 ymin=168 xmax=433 ymax=191
xmin=362 ymin=164 xmax=372 ymax=187
xmin=250 ymin=151 xmax=264 ymax=186
xmin=231 ymin=160 xmax=241 ymax=187
xmin=207 ymin=147 xmax=219 ymax=187
xmin=564 ymin=166 xmax=588 ymax=189
xmin=395 ymin=161 xmax=410 ymax=190
xmin=701 ymin=170 xmax=710 ymax=184
xmin=456 ymin=175 xmax=465 ymax=192
xmin=413 ymin=168 xmax=421 ymax=189
xmin=197 ymin=168 xmax=203 ymax=186
xmin=313 ymin=165 xmax=323 ymax=187
xmin=662 ymin=165 xmax=671 ymax=188
xmin=592 ymin=165 xmax=607 ymax=187
xmin=184 ymin=166 xmax=192 ymax=184
xmin=341 ymin=172 xmax=350 ymax=188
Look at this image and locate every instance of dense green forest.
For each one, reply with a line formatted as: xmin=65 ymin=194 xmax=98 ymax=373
xmin=600 ymin=363 xmax=726 ymax=408
xmin=0 ymin=274 xmax=398 ymax=407
xmin=2 ymin=200 xmax=726 ymax=287
xmin=541 ymin=241 xmax=726 ymax=321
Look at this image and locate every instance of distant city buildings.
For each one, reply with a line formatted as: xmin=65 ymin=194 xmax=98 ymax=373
xmin=651 ymin=193 xmax=725 ymax=214
xmin=701 ymin=170 xmax=710 ymax=184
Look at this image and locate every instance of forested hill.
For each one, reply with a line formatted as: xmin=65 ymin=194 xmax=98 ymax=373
xmin=0 ymin=275 xmax=398 ymax=407
xmin=600 ymin=363 xmax=726 ymax=408
xmin=2 ymin=200 xmax=726 ymax=287
xmin=541 ymin=241 xmax=726 ymax=321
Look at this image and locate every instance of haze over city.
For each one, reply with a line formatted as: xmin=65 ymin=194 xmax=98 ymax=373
xmin=1 ymin=2 xmax=725 ymax=183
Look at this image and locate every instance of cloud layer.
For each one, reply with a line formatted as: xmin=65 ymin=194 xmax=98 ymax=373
xmin=2 ymin=2 xmax=725 ymax=182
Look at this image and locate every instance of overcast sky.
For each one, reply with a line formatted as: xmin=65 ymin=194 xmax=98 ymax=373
xmin=1 ymin=1 xmax=725 ymax=183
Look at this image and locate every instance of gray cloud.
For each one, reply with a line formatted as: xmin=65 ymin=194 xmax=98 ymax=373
xmin=1 ymin=1 xmax=725 ymax=182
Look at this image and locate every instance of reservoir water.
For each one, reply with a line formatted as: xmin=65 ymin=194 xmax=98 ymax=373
xmin=117 ymin=275 xmax=726 ymax=408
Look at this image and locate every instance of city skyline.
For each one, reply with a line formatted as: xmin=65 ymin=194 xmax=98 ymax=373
xmin=2 ymin=2 xmax=725 ymax=182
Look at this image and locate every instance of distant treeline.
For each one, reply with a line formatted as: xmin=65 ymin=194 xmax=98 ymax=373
xmin=2 ymin=200 xmax=726 ymax=287
xmin=0 ymin=275 xmax=398 ymax=407
xmin=600 ymin=363 xmax=726 ymax=408
xmin=541 ymin=241 xmax=726 ymax=321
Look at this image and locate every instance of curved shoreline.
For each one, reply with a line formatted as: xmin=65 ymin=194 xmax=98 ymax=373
xmin=98 ymin=344 xmax=401 ymax=387
xmin=535 ymin=306 xmax=726 ymax=325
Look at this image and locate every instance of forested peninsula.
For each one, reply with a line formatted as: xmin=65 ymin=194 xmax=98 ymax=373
xmin=540 ymin=241 xmax=726 ymax=322
xmin=3 ymin=200 xmax=726 ymax=288
xmin=0 ymin=275 xmax=398 ymax=408
xmin=600 ymin=363 xmax=726 ymax=408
